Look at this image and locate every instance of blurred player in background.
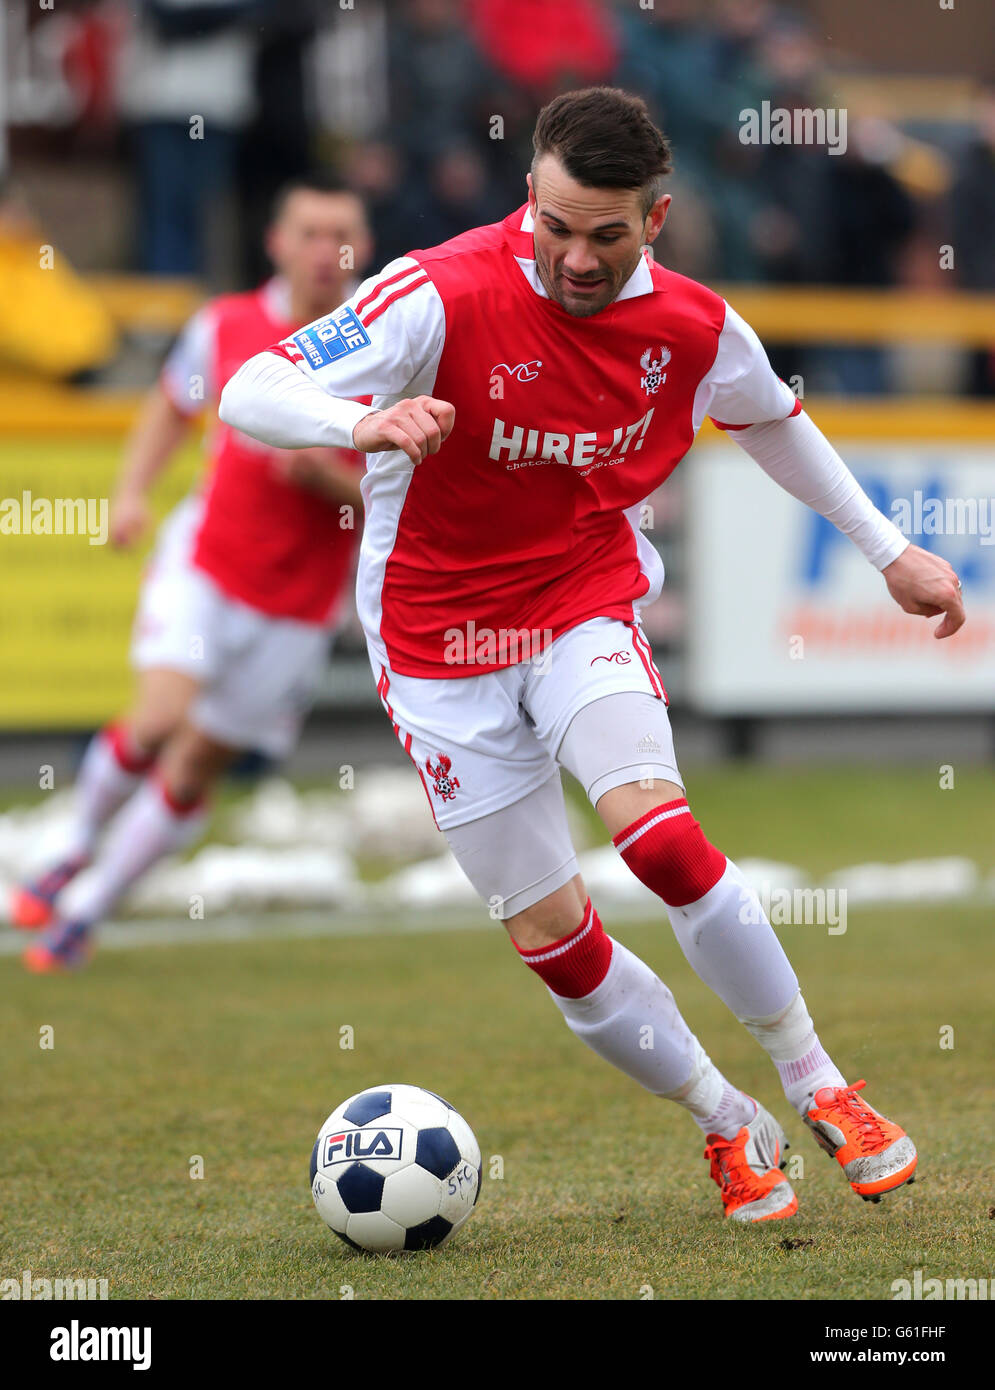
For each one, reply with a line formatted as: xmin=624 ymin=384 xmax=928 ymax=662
xmin=220 ymin=90 xmax=965 ymax=1223
xmin=15 ymin=174 xmax=371 ymax=971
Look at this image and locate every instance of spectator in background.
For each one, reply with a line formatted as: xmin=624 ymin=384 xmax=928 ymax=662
xmin=464 ymin=0 xmax=619 ymax=210
xmin=745 ymin=17 xmax=837 ymax=285
xmin=615 ymin=0 xmax=723 ymax=189
xmin=711 ymin=0 xmax=777 ymax=89
xmin=951 ymin=81 xmax=995 ymax=395
xmin=237 ymin=0 xmax=324 ymax=288
xmin=705 ymin=1 xmax=798 ymax=283
xmin=385 ymin=0 xmax=490 ymax=175
xmin=824 ymin=120 xmax=917 ymax=288
xmin=812 ymin=120 xmax=917 ymax=394
xmin=117 ymin=0 xmax=260 ymax=277
xmin=467 ymin=0 xmax=618 ymax=102
xmin=615 ymin=0 xmax=775 ymax=282
xmin=725 ymin=16 xmax=914 ymax=393
xmin=343 ymin=141 xmax=426 ymax=269
xmin=407 ymin=142 xmax=509 ymax=247
xmin=0 ymin=181 xmax=118 ymax=381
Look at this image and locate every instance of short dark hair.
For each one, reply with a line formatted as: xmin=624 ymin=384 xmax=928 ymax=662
xmin=532 ymin=87 xmax=672 ymax=216
xmin=270 ymin=171 xmax=359 ymax=222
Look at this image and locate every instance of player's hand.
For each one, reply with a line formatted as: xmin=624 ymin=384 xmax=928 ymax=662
xmin=352 ymin=396 xmax=455 ymax=465
xmin=271 ymin=447 xmax=329 ymax=487
xmin=271 ymin=447 xmax=364 ymax=507
xmin=881 ymin=543 xmax=965 ymax=639
xmin=109 ymin=489 xmax=152 ymax=549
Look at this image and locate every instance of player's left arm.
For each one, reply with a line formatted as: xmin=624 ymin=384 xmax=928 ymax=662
xmin=704 ymin=304 xmax=966 ymax=639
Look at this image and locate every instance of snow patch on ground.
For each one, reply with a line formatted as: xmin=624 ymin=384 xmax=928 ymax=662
xmin=824 ymin=856 xmax=980 ymax=904
xmin=0 ymin=780 xmax=990 ymax=925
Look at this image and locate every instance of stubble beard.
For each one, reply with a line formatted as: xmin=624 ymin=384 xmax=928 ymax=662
xmin=533 ymin=243 xmax=642 ymax=319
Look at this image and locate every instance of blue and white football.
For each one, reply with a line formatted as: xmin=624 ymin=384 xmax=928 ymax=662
xmin=310 ymin=1084 xmax=482 ymax=1253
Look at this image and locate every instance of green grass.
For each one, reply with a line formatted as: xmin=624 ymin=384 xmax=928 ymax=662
xmin=1 ymin=763 xmax=992 ymax=1299
xmin=1 ymin=897 xmax=990 ymax=1300
xmin=573 ymin=762 xmax=995 ymax=879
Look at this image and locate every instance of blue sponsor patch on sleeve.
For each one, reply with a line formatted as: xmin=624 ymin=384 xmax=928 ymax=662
xmin=292 ymin=305 xmax=371 ymax=370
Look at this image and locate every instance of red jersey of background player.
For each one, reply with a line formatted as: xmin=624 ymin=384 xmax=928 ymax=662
xmin=162 ymin=277 xmax=365 ymax=626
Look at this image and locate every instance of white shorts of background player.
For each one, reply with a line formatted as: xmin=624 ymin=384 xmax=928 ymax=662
xmin=131 ymin=496 xmax=330 ymax=759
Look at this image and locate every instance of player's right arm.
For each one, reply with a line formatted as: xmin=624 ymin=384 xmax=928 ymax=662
xmin=110 ymin=305 xmax=214 ymax=548
xmin=218 ymin=258 xmax=454 ymax=466
xmin=111 ymin=385 xmax=195 ymax=547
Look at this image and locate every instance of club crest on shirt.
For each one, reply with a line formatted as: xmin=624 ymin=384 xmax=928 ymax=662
xmin=640 ymin=346 xmax=671 ymax=395
xmin=426 ymin=753 xmax=460 ymax=801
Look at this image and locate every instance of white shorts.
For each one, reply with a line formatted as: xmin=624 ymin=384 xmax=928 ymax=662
xmin=369 ymin=616 xmax=681 ymax=832
xmin=131 ymin=496 xmax=329 ymax=758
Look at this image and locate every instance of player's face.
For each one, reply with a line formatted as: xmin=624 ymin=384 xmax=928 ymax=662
xmin=267 ymin=191 xmax=372 ymax=307
xmin=528 ymin=156 xmax=670 ymax=318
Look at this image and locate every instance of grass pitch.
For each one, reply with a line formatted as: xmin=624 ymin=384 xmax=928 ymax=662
xmin=0 ymin=766 xmax=992 ymax=1300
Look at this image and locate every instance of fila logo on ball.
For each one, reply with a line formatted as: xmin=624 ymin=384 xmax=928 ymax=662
xmin=323 ymin=1128 xmax=404 ymax=1164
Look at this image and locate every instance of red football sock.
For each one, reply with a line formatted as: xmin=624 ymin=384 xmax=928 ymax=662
xmin=107 ymin=721 xmax=156 ymax=775
xmin=613 ymin=798 xmax=726 ymax=907
xmin=514 ymin=899 xmax=613 ymax=998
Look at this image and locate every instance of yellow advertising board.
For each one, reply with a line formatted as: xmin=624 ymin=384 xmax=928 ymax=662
xmin=1 ymin=437 xmax=200 ymax=727
xmin=2 ymin=399 xmax=994 ymax=730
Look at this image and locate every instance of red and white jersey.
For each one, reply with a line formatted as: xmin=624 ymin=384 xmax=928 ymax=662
xmin=161 ymin=278 xmax=363 ymax=627
xmin=267 ymin=206 xmax=800 ymax=673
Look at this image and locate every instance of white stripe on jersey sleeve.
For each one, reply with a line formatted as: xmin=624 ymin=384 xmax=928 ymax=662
xmin=691 ymin=301 xmax=797 ymax=433
xmin=353 ymin=259 xmax=430 ymax=322
xmin=161 ymin=304 xmax=216 ymax=415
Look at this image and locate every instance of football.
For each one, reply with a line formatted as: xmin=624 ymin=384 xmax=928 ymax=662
xmin=310 ymin=1084 xmax=482 ymax=1253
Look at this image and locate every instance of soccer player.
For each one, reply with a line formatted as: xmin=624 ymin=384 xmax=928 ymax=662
xmin=16 ymin=175 xmax=371 ymax=972
xmin=218 ymin=91 xmax=965 ymax=1221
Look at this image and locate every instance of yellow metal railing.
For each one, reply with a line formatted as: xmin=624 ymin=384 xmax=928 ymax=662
xmin=714 ymin=286 xmax=995 ymax=346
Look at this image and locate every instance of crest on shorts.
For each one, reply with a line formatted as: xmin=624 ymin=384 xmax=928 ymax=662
xmin=640 ymin=346 xmax=671 ymax=395
xmin=426 ymin=753 xmax=460 ymax=802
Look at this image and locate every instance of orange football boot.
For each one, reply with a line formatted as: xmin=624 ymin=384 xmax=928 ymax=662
xmin=9 ymin=855 xmax=89 ymax=930
xmin=704 ymin=1101 xmax=798 ymax=1222
xmin=22 ymin=919 xmax=94 ymax=973
xmin=805 ymin=1080 xmax=918 ymax=1202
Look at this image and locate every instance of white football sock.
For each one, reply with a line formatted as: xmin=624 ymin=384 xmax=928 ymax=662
xmin=668 ymin=1042 xmax=758 ymax=1138
xmin=548 ymin=938 xmax=754 ymax=1139
xmin=741 ymin=992 xmax=846 ymax=1115
xmin=59 ymin=778 xmax=207 ymax=926
xmin=62 ymin=725 xmax=152 ymax=860
xmin=664 ymin=858 xmax=799 ymax=1019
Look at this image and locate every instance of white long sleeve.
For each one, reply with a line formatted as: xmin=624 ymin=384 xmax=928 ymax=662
xmin=218 ymin=256 xmax=446 ymax=452
xmin=730 ymin=409 xmax=910 ymax=570
xmin=219 ymin=351 xmax=372 ymax=450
